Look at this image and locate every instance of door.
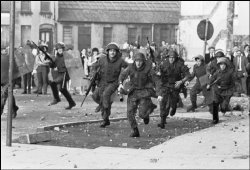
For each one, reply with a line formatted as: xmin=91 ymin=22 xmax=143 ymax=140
xmin=39 ymin=28 xmax=53 ymax=53
xmin=78 ymin=26 xmax=91 ymax=51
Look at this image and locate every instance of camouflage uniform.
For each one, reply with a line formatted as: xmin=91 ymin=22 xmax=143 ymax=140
xmin=208 ymin=57 xmax=236 ymax=123
xmin=48 ymin=43 xmax=76 ymax=110
xmin=156 ymin=50 xmax=190 ymax=128
xmin=119 ymin=53 xmax=156 ymax=137
xmin=92 ymin=43 xmax=128 ymax=128
xmin=187 ymin=55 xmax=207 ymax=112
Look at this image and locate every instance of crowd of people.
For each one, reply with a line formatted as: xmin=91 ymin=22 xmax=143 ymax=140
xmin=1 ymin=39 xmax=250 ymax=138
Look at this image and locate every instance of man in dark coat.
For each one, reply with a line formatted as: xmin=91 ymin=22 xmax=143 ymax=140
xmin=92 ymin=42 xmax=128 ymax=128
xmin=48 ymin=42 xmax=76 ymax=110
xmin=207 ymin=57 xmax=236 ymax=124
xmin=205 ymin=46 xmax=215 ymax=64
xmin=118 ymin=52 xmax=157 ymax=137
xmin=156 ymin=50 xmax=190 ymax=129
xmin=186 ymin=54 xmax=208 ymax=112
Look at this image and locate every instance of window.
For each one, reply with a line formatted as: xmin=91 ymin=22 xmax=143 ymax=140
xmin=40 ymin=1 xmax=50 ymax=12
xmin=21 ymin=1 xmax=31 ymax=12
xmin=128 ymin=28 xmax=137 ymax=44
xmin=160 ymin=27 xmax=169 ymax=43
xmin=103 ymin=27 xmax=112 ymax=47
xmin=63 ymin=26 xmax=73 ymax=45
xmin=1 ymin=1 xmax=10 ymax=13
xmin=1 ymin=25 xmax=10 ymax=47
xmin=21 ymin=25 xmax=31 ymax=47
xmin=141 ymin=28 xmax=151 ymax=46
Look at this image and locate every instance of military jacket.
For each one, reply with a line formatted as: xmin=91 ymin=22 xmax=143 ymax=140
xmin=156 ymin=59 xmax=190 ymax=95
xmin=95 ymin=54 xmax=128 ymax=85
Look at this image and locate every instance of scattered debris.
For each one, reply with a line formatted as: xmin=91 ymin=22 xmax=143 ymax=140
xmin=54 ymin=127 xmax=60 ymax=131
xmin=150 ymin=158 xmax=158 ymax=163
xmin=122 ymin=143 xmax=127 ymax=147
xmin=40 ymin=117 xmax=45 ymax=121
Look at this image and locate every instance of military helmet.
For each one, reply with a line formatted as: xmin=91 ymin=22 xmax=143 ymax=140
xmin=39 ymin=41 xmax=48 ymax=51
xmin=55 ymin=42 xmax=65 ymax=50
xmin=134 ymin=52 xmax=146 ymax=62
xmin=168 ymin=49 xmax=178 ymax=58
xmin=194 ymin=54 xmax=204 ymax=61
xmin=106 ymin=42 xmax=120 ymax=52
xmin=217 ymin=57 xmax=228 ymax=65
xmin=215 ymin=49 xmax=225 ymax=58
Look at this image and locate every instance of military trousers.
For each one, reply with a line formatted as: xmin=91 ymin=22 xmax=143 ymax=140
xmin=160 ymin=88 xmax=179 ymax=118
xmin=92 ymin=82 xmax=118 ymax=120
xmin=127 ymin=89 xmax=155 ymax=128
xmin=190 ymin=82 xmax=207 ymax=107
xmin=50 ymin=72 xmax=74 ymax=105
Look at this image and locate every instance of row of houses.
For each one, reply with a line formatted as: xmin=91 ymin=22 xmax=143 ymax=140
xmin=1 ymin=1 xmax=180 ymax=53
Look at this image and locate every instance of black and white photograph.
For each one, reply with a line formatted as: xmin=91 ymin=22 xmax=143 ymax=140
xmin=1 ymin=1 xmax=249 ymax=169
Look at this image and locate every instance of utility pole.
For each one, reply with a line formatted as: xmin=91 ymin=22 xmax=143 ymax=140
xmin=226 ymin=1 xmax=234 ymax=50
xmin=7 ymin=1 xmax=16 ymax=147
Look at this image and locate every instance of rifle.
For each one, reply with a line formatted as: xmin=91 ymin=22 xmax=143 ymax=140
xmin=147 ymin=37 xmax=155 ymax=63
xmin=31 ymin=41 xmax=55 ymax=65
xmin=80 ymin=67 xmax=100 ymax=107
xmin=207 ymin=77 xmax=221 ymax=91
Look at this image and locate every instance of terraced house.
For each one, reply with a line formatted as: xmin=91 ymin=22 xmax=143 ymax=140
xmin=57 ymin=1 xmax=180 ymax=51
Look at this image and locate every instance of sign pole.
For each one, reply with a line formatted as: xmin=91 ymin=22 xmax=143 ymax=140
xmin=203 ymin=18 xmax=209 ymax=57
xmin=6 ymin=1 xmax=15 ymax=147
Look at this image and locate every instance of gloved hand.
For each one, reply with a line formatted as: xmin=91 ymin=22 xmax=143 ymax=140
xmin=175 ymin=80 xmax=183 ymax=89
xmin=118 ymin=83 xmax=124 ymax=92
xmin=32 ymin=70 xmax=37 ymax=75
xmin=185 ymin=81 xmax=190 ymax=86
xmin=157 ymin=96 xmax=163 ymax=102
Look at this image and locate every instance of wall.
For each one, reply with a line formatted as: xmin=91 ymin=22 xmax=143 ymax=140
xmin=179 ymin=1 xmax=229 ymax=60
xmin=1 ymin=1 xmax=56 ymax=48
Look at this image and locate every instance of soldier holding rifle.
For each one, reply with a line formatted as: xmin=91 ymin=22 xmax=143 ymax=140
xmin=91 ymin=42 xmax=128 ymax=128
xmin=36 ymin=42 xmax=76 ymax=110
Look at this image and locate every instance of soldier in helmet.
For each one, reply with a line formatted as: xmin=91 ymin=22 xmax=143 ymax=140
xmin=207 ymin=57 xmax=236 ymax=124
xmin=92 ymin=42 xmax=128 ymax=128
xmin=186 ymin=54 xmax=208 ymax=112
xmin=118 ymin=52 xmax=157 ymax=137
xmin=156 ymin=50 xmax=190 ymax=129
xmin=48 ymin=42 xmax=76 ymax=109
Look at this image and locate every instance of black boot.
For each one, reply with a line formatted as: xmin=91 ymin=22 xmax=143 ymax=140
xmin=212 ymin=103 xmax=219 ymax=124
xmin=61 ymin=89 xmax=76 ymax=110
xmin=49 ymin=82 xmax=61 ymax=105
xmin=100 ymin=119 xmax=110 ymax=128
xmin=158 ymin=116 xmax=166 ymax=129
xmin=65 ymin=102 xmax=76 ymax=110
xmin=143 ymin=116 xmax=150 ymax=125
xmin=95 ymin=105 xmax=102 ymax=113
xmin=130 ymin=127 xmax=140 ymax=137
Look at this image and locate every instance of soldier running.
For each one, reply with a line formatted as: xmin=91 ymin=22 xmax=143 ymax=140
xmin=156 ymin=50 xmax=190 ymax=129
xmin=118 ymin=52 xmax=157 ymax=137
xmin=207 ymin=57 xmax=236 ymax=124
xmin=92 ymin=42 xmax=128 ymax=128
xmin=48 ymin=42 xmax=76 ymax=110
xmin=186 ymin=55 xmax=208 ymax=112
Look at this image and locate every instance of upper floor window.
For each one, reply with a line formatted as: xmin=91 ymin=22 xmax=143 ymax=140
xmin=41 ymin=1 xmax=50 ymax=12
xmin=21 ymin=1 xmax=31 ymax=12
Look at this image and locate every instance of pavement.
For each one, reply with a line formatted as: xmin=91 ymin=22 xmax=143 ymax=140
xmin=1 ymin=110 xmax=249 ymax=169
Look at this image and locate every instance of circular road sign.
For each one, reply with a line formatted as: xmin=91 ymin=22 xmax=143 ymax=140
xmin=197 ymin=19 xmax=214 ymax=41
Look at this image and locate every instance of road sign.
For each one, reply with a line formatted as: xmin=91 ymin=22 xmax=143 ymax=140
xmin=197 ymin=19 xmax=214 ymax=41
